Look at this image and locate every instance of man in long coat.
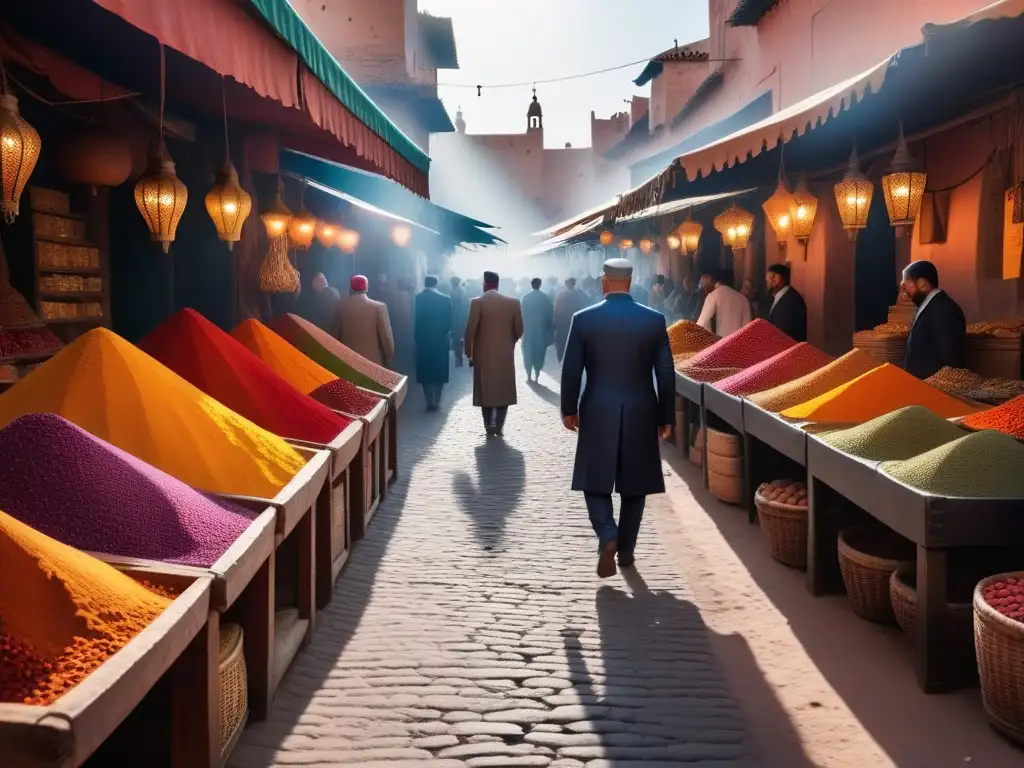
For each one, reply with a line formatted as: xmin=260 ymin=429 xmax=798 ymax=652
xmin=554 ymin=277 xmax=585 ymax=363
xmin=414 ymin=276 xmax=452 ymax=411
xmin=465 ymin=270 xmax=524 ymax=437
xmin=520 ymin=277 xmax=554 ymax=382
xmin=561 ymin=258 xmax=674 ymax=578
xmin=334 ymin=274 xmax=395 ymax=367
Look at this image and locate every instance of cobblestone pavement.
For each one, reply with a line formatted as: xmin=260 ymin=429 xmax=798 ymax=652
xmin=231 ymin=359 xmax=756 ymax=768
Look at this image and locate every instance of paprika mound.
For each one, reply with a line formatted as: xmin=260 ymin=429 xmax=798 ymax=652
xmin=749 ymin=349 xmax=881 ymax=413
xmin=960 ymin=394 xmax=1024 ymax=439
xmin=0 ymin=327 xmax=306 ymax=497
xmin=881 ymin=430 xmax=1024 ymax=497
xmin=820 ymin=406 xmax=968 ymax=461
xmin=681 ymin=320 xmax=795 ymax=382
xmin=714 ymin=343 xmax=833 ymax=397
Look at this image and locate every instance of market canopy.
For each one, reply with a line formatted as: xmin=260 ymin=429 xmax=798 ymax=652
xmin=297 ymin=178 xmax=439 ymax=235
xmin=523 ymin=216 xmax=605 ymax=256
xmin=615 ymin=189 xmax=755 ymax=224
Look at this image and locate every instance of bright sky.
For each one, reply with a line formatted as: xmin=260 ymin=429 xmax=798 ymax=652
xmin=420 ymin=0 xmax=709 ymax=149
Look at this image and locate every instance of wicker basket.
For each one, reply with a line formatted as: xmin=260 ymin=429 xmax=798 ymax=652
xmin=30 ymin=187 xmax=71 ymax=215
xmin=838 ymin=526 xmax=914 ymax=624
xmin=754 ymin=489 xmax=808 ymax=569
xmin=689 ymin=427 xmax=704 ymax=467
xmin=707 ymin=450 xmax=742 ymax=478
xmin=706 ymin=427 xmax=742 ymax=458
xmin=966 ymin=335 xmax=1022 ymax=380
xmin=852 ymin=335 xmax=908 ymax=367
xmin=974 ymin=571 xmax=1024 ymax=745
xmin=708 ymin=467 xmax=743 ymax=505
xmin=218 ymin=622 xmax=248 ymax=762
xmin=890 ymin=566 xmax=974 ymax=658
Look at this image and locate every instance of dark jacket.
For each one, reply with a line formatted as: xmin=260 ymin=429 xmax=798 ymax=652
xmin=767 ymin=286 xmax=807 ymax=342
xmin=904 ymin=290 xmax=966 ymax=380
xmin=414 ymin=288 xmax=452 ymax=385
xmin=560 ymin=294 xmax=674 ymax=496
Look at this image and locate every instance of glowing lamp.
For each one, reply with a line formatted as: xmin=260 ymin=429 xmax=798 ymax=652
xmin=260 ymin=188 xmax=292 ymax=238
xmin=599 ymin=230 xmax=615 ymax=246
xmin=881 ymin=128 xmax=926 ymax=236
xmin=618 ymin=238 xmax=634 ymax=249
xmin=833 ymin=148 xmax=873 ymax=241
xmin=288 ymin=207 xmax=316 ymax=250
xmin=678 ymin=215 xmax=702 ymax=255
xmin=713 ymin=203 xmax=754 ymax=251
xmin=391 ymin=224 xmax=412 ymax=247
xmin=134 ymin=141 xmax=188 ymax=253
xmin=762 ymin=179 xmax=793 ymax=246
xmin=788 ymin=176 xmax=818 ymax=244
xmin=638 ymin=238 xmax=653 ymax=254
xmin=205 ymin=160 xmax=251 ymax=251
xmin=337 ymin=227 xmax=361 ymax=253
xmin=666 ymin=233 xmax=681 ymax=251
xmin=316 ymin=221 xmax=339 ymax=248
xmin=0 ymin=93 xmax=41 ymax=223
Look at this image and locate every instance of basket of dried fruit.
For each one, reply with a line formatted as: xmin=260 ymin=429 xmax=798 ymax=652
xmin=974 ymin=572 xmax=1024 ymax=745
xmin=754 ymin=479 xmax=808 ymax=569
xmin=838 ymin=525 xmax=915 ymax=624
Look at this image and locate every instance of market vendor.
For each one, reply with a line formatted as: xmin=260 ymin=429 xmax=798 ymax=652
xmin=901 ymin=260 xmax=966 ymax=380
xmin=334 ymin=274 xmax=395 ymax=367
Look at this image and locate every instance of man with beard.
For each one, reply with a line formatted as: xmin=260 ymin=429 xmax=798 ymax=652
xmin=902 ymin=260 xmax=966 ymax=379
xmin=765 ymin=263 xmax=806 ymax=341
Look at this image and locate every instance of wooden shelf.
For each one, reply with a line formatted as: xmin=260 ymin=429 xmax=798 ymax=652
xmin=31 ymin=207 xmax=89 ymax=222
xmin=37 ymin=266 xmax=102 ymax=275
xmin=43 ymin=316 xmax=105 ymax=325
xmin=35 ymin=235 xmax=95 ymax=248
xmin=39 ymin=291 xmax=105 ymax=300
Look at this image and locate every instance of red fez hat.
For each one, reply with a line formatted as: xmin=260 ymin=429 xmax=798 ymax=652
xmin=350 ymin=274 xmax=369 ymax=292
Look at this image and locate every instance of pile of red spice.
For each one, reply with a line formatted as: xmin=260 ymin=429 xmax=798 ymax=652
xmin=0 ymin=327 xmax=62 ymax=358
xmin=714 ymin=343 xmax=833 ymax=397
xmin=680 ymin=320 xmax=796 ymax=383
xmin=139 ymin=308 xmax=352 ymax=444
xmin=309 ymin=379 xmax=383 ymax=415
xmin=960 ymin=394 xmax=1024 ymax=439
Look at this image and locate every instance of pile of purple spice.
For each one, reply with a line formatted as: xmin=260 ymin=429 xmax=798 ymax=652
xmin=0 ymin=413 xmax=256 ymax=567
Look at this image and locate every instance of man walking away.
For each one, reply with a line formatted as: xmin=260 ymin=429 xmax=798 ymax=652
xmin=308 ymin=272 xmax=341 ymax=332
xmin=521 ymin=277 xmax=554 ymax=382
xmin=465 ymin=271 xmax=524 ymax=436
xmin=561 ymin=258 xmax=674 ymax=578
xmin=554 ymin=277 xmax=585 ymax=362
xmin=415 ymin=276 xmax=452 ymax=411
xmin=766 ymin=263 xmax=807 ymax=341
xmin=449 ymin=276 xmax=468 ymax=367
xmin=696 ymin=269 xmax=751 ymax=338
xmin=335 ymin=274 xmax=395 ymax=367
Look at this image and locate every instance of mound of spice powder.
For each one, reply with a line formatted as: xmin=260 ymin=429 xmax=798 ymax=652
xmin=881 ymin=430 xmax=1024 ymax=497
xmin=680 ymin=320 xmax=795 ymax=383
xmin=0 ymin=414 xmax=256 ymax=567
xmin=820 ymin=406 xmax=968 ymax=461
xmin=231 ymin=319 xmax=381 ymax=416
xmin=714 ymin=343 xmax=833 ymax=397
xmin=667 ymin=320 xmax=718 ymax=358
xmin=271 ymin=313 xmax=401 ymax=393
xmin=960 ymin=394 xmax=1024 ymax=439
xmin=0 ymin=327 xmax=306 ymax=497
xmin=780 ymin=363 xmax=981 ymax=423
xmin=0 ymin=510 xmax=170 ymax=705
xmin=139 ymin=309 xmax=352 ymax=444
xmin=748 ymin=349 xmax=881 ymax=413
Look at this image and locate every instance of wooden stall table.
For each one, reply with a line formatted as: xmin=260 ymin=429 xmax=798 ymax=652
xmin=674 ymin=371 xmax=703 ymax=475
xmin=0 ymin=571 xmax=213 ymax=768
xmin=384 ymin=376 xmax=408 ymax=487
xmin=742 ymin=403 xmax=812 ymax=526
xmin=347 ymin=397 xmax=388 ymax=542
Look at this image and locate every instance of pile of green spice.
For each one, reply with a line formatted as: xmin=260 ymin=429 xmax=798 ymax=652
xmin=821 ymin=406 xmax=968 ymax=461
xmin=881 ymin=430 xmax=1024 ymax=497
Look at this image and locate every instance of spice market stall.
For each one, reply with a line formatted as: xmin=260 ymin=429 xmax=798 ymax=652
xmin=667 ymin=320 xmax=718 ymax=464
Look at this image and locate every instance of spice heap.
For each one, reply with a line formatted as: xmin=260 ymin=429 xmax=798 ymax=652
xmin=0 ymin=328 xmax=306 ymax=497
xmin=925 ymin=367 xmax=984 ymax=396
xmin=756 ymin=479 xmax=807 ymax=507
xmin=881 ymin=430 xmax=1024 ymax=497
xmin=960 ymin=394 xmax=1024 ymax=439
xmin=858 ymin=323 xmax=910 ymax=339
xmin=714 ymin=343 xmax=833 ymax=397
xmin=667 ymin=321 xmax=717 ymax=360
xmin=0 ymin=327 xmax=62 ymax=358
xmin=968 ymin=321 xmax=1023 ymax=338
xmin=140 ymin=309 xmax=351 ymax=444
xmin=231 ymin=319 xmax=381 ymax=416
xmin=749 ymin=349 xmax=880 ymax=413
xmin=820 ymin=406 xmax=967 ymax=461
xmin=0 ymin=414 xmax=256 ymax=567
xmin=887 ymin=294 xmax=917 ymax=326
xmin=271 ymin=313 xmax=400 ymax=393
xmin=680 ymin=320 xmax=795 ymax=383
xmin=0 ymin=510 xmax=170 ymax=705
xmin=981 ymin=577 xmax=1024 ymax=624
xmin=969 ymin=378 xmax=1024 ymax=403
xmin=0 ymin=284 xmax=42 ymax=327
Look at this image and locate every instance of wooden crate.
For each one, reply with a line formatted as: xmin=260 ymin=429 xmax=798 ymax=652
xmin=346 ymin=398 xmax=388 ymax=541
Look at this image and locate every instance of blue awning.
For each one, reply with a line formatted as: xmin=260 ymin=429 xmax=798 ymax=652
xmin=419 ymin=13 xmax=459 ymax=69
xmin=364 ymin=86 xmax=455 ymax=134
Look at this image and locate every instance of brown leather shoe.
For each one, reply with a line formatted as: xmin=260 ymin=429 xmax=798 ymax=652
xmin=597 ymin=541 xmax=618 ymax=578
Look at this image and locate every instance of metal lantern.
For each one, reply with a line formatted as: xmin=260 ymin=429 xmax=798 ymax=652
xmin=834 ymin=148 xmax=873 ymax=241
xmin=713 ymin=202 xmax=754 ymax=251
xmin=391 ymin=224 xmax=412 ymax=247
xmin=0 ymin=93 xmax=41 ymax=223
xmin=638 ymin=237 xmax=653 ymax=254
xmin=205 ymin=160 xmax=251 ymax=251
xmin=881 ymin=127 xmax=927 ymax=236
xmin=337 ymin=227 xmax=361 ymax=253
xmin=260 ymin=187 xmax=292 ymax=238
xmin=666 ymin=233 xmax=681 ymax=251
xmin=288 ymin=206 xmax=316 ymax=250
xmin=678 ymin=214 xmax=703 ymax=255
xmin=788 ymin=176 xmax=818 ymax=243
xmin=762 ymin=179 xmax=793 ymax=243
xmin=599 ymin=229 xmax=614 ymax=246
xmin=316 ymin=221 xmax=339 ymax=248
xmin=618 ymin=237 xmax=634 ymax=249
xmin=134 ymin=141 xmax=188 ymax=253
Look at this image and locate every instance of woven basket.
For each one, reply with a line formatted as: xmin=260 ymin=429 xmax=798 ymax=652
xmin=974 ymin=572 xmax=1024 ymax=745
xmin=689 ymin=427 xmax=704 ymax=467
xmin=331 ymin=478 xmax=347 ymax=563
xmin=218 ymin=623 xmax=248 ymax=762
xmin=706 ymin=427 xmax=741 ymax=458
xmin=708 ymin=467 xmax=743 ymax=505
xmin=754 ymin=489 xmax=808 ymax=569
xmin=966 ymin=336 xmax=1022 ymax=380
xmin=707 ymin=450 xmax=742 ymax=479
xmin=838 ymin=526 xmax=914 ymax=624
xmin=890 ymin=566 xmax=974 ymax=657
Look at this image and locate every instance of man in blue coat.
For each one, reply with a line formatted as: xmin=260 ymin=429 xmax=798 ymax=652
xmin=415 ymin=276 xmax=453 ymax=411
xmin=561 ymin=258 xmax=675 ymax=578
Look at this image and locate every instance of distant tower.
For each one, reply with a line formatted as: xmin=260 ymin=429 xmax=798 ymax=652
xmin=527 ymin=88 xmax=543 ymax=133
xmin=455 ymin=106 xmax=466 ymax=134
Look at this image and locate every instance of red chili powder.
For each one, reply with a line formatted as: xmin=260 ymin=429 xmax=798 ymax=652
xmin=714 ymin=343 xmax=834 ymax=397
xmin=960 ymin=394 xmax=1024 ymax=439
xmin=681 ymin=320 xmax=796 ymax=382
xmin=139 ymin=309 xmax=351 ymax=444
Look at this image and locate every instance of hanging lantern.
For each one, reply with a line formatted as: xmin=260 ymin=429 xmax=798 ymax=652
xmin=133 ymin=141 xmax=188 ymax=253
xmin=53 ymin=125 xmax=131 ymax=193
xmin=881 ymin=127 xmax=927 ymax=236
xmin=288 ymin=206 xmax=316 ymax=250
xmin=762 ymin=179 xmax=793 ymax=246
xmin=391 ymin=224 xmax=412 ymax=247
xmin=0 ymin=93 xmax=41 ymax=222
xmin=618 ymin=237 xmax=634 ymax=249
xmin=316 ymin=220 xmax=339 ymax=248
xmin=678 ymin=214 xmax=703 ymax=255
xmin=833 ymin=148 xmax=873 ymax=241
xmin=666 ymin=233 xmax=681 ymax=251
xmin=337 ymin=226 xmax=361 ymax=253
xmin=205 ymin=160 xmax=251 ymax=251
xmin=713 ymin=202 xmax=754 ymax=251
xmin=638 ymin=237 xmax=653 ymax=254
xmin=788 ymin=176 xmax=818 ymax=244
xmin=599 ymin=229 xmax=614 ymax=246
xmin=258 ymin=234 xmax=300 ymax=293
xmin=260 ymin=187 xmax=292 ymax=238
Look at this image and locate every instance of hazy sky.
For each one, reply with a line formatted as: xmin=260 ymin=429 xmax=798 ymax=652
xmin=420 ymin=0 xmax=709 ymax=149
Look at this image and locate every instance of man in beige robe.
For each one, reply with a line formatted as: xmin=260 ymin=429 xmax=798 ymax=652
xmin=465 ymin=270 xmax=524 ymax=437
xmin=334 ymin=274 xmax=395 ymax=367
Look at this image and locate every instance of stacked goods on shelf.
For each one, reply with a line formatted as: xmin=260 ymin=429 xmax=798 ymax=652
xmin=880 ymin=431 xmax=1024 ymax=498
xmin=960 ymin=394 xmax=1024 ymax=439
xmin=754 ymin=479 xmax=809 ymax=569
xmin=231 ymin=319 xmax=382 ymax=416
xmin=667 ymin=320 xmax=717 ymax=367
xmin=0 ymin=510 xmax=171 ymax=705
xmin=780 ymin=363 xmax=981 ymax=424
xmin=926 ymin=366 xmax=1024 ymax=404
xmin=271 ymin=313 xmax=401 ymax=395
xmin=974 ymin=572 xmax=1024 ymax=743
xmin=820 ymin=406 xmax=967 ymax=461
xmin=680 ymin=320 xmax=795 ymax=383
xmin=852 ymin=323 xmax=909 ymax=367
xmin=966 ymin=321 xmax=1022 ymax=379
xmin=714 ymin=343 xmax=833 ymax=397
xmin=0 ymin=328 xmax=306 ymax=497
xmin=748 ymin=349 xmax=881 ymax=413
xmin=706 ymin=427 xmax=743 ymax=505
xmin=139 ymin=309 xmax=352 ymax=443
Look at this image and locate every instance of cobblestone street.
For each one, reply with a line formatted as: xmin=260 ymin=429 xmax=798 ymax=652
xmin=230 ymin=359 xmax=756 ymax=768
